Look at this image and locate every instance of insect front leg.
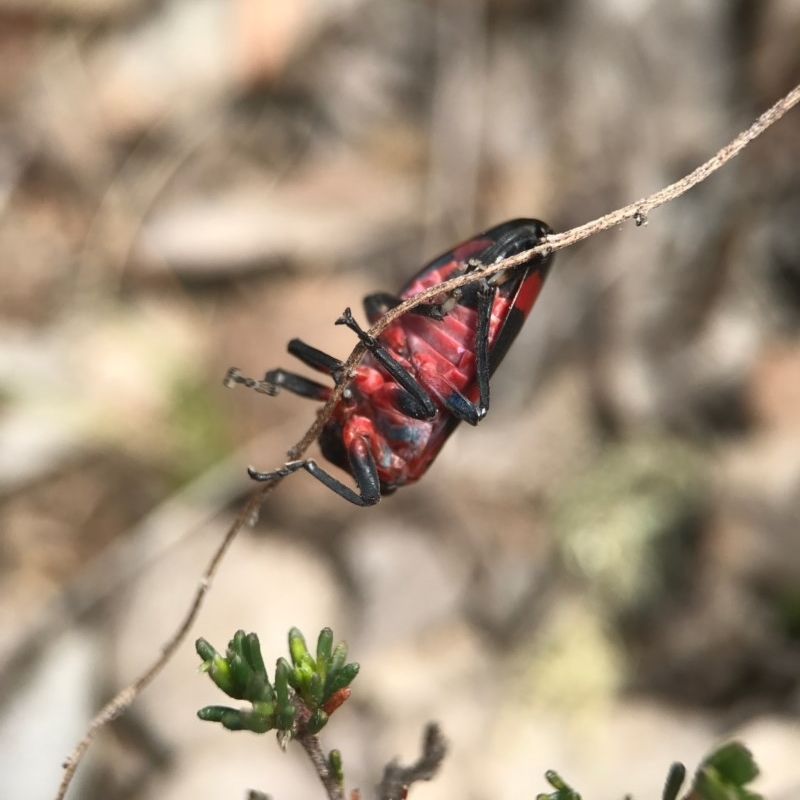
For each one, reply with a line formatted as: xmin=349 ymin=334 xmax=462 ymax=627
xmin=336 ymin=308 xmax=437 ymax=420
xmin=248 ymin=435 xmax=381 ymax=507
xmin=224 ymin=365 xmax=332 ymax=402
xmin=287 ymin=338 xmax=344 ymax=375
xmin=225 ymin=338 xmax=344 ymax=402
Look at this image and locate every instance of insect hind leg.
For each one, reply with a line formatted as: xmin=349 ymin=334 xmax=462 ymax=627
xmin=248 ymin=448 xmax=381 ymax=507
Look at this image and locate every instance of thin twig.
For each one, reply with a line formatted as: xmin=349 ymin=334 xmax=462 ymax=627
xmin=378 ymin=723 xmax=448 ymax=800
xmin=53 ymin=81 xmax=799 ymax=800
xmin=54 ymin=482 xmax=277 ymax=800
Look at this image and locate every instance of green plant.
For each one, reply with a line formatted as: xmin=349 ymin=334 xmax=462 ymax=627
xmin=197 ymin=627 xmax=763 ymax=800
xmin=196 ymin=627 xmax=359 ymax=738
xmin=535 ymin=742 xmax=761 ymax=800
xmin=197 ymin=626 xmax=448 ymax=800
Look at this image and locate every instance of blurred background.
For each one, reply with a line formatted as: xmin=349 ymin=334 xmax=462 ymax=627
xmin=1 ymin=1 xmax=799 ymax=798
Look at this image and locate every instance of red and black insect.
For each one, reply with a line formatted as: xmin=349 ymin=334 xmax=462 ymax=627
xmin=226 ymin=218 xmax=553 ymax=506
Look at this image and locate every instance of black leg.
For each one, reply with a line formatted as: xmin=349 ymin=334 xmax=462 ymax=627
xmin=472 ymin=278 xmax=493 ymax=419
xmin=336 ymin=308 xmax=437 ymax=420
xmin=363 ymin=292 xmax=400 ymax=324
xmin=224 ymin=367 xmax=278 ymax=395
xmin=224 ymin=366 xmax=331 ymax=402
xmin=265 ymin=368 xmax=331 ymax=401
xmin=248 ymin=439 xmax=381 ymax=507
xmin=225 ymin=337 xmax=343 ymax=400
xmin=287 ymin=338 xmax=343 ymax=375
xmin=378 ymin=279 xmax=495 ymax=427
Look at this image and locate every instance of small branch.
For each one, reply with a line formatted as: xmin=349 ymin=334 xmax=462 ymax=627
xmin=378 ymin=723 xmax=448 ymax=800
xmin=296 ymin=731 xmax=346 ymax=800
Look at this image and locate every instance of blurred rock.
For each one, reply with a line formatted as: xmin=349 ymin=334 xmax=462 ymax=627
xmin=90 ymin=0 xmax=231 ymax=138
xmin=750 ymin=340 xmax=800 ymax=432
xmin=136 ymin=151 xmax=416 ymax=276
xmin=342 ymin=521 xmax=468 ymax=648
xmin=0 ymin=0 xmax=149 ymax=18
xmin=0 ymin=631 xmax=99 ymax=800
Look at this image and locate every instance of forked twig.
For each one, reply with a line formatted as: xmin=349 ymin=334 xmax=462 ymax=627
xmin=54 ymin=81 xmax=800 ymax=800
xmin=378 ymin=723 xmax=448 ymax=800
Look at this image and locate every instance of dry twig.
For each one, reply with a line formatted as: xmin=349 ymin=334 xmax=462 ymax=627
xmin=54 ymin=81 xmax=800 ymax=800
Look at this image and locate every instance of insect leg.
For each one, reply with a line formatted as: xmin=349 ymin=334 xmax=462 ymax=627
xmin=223 ymin=367 xmax=278 ymax=395
xmin=224 ymin=365 xmax=331 ymax=401
xmin=400 ymin=279 xmax=494 ymax=426
xmin=472 ymin=278 xmax=493 ymax=418
xmin=336 ymin=308 xmax=437 ymax=419
xmin=287 ymin=338 xmax=343 ymax=375
xmin=248 ymin=441 xmax=381 ymax=507
xmin=225 ymin=336 xmax=344 ymax=399
xmin=265 ymin=369 xmax=331 ymax=401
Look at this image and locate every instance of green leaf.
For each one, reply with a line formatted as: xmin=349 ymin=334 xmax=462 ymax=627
xmin=275 ymin=658 xmax=291 ymax=707
xmin=250 ymin=701 xmax=276 ymax=723
xmin=316 ymin=628 xmax=334 ymax=681
xmin=197 ymin=704 xmax=237 ymax=723
xmin=306 ymin=671 xmax=324 ymax=708
xmin=227 ymin=652 xmax=252 ymax=699
xmin=306 ymin=707 xmax=329 ymax=734
xmin=329 ymin=642 xmax=348 ymax=675
xmin=228 ymin=630 xmax=247 ymax=658
xmin=326 ymin=662 xmax=360 ymax=695
xmin=693 ymin=743 xmax=763 ymax=800
xmin=329 ymin=749 xmax=344 ymax=787
xmin=235 ymin=710 xmax=274 ymax=734
xmin=289 ymin=627 xmax=311 ymax=668
xmin=195 ymin=638 xmax=218 ymax=663
xmin=536 ymin=770 xmax=581 ymax=800
xmin=276 ymin=703 xmax=296 ymax=732
xmin=277 ymin=656 xmax=299 ymax=691
xmin=702 ymin=743 xmax=759 ymax=786
xmin=243 ymin=632 xmax=267 ymax=676
xmin=663 ymin=762 xmax=686 ymax=800
xmin=295 ymin=661 xmax=316 ymax=693
xmin=197 ymin=645 xmax=239 ymax=697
